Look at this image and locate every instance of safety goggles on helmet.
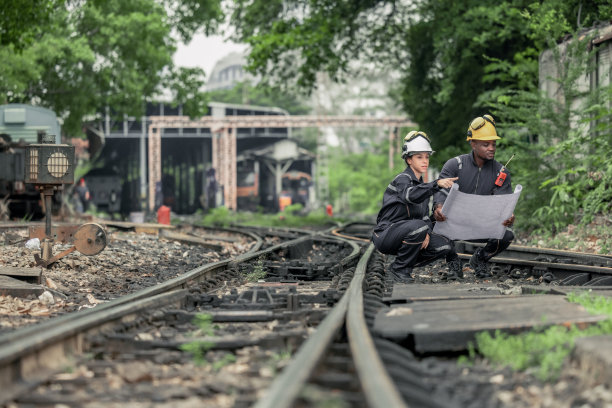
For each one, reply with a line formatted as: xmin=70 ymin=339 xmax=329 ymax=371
xmin=402 ymin=131 xmax=434 ymax=159
xmin=469 ymin=115 xmax=495 ymax=132
xmin=466 ymin=114 xmax=500 ymax=141
xmin=404 ymin=130 xmax=431 ymax=143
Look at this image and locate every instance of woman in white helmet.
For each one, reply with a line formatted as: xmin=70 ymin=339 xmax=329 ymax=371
xmin=372 ymin=131 xmax=463 ymax=283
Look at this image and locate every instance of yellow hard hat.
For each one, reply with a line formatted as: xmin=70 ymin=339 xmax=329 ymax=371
xmin=466 ymin=114 xmax=501 ymax=141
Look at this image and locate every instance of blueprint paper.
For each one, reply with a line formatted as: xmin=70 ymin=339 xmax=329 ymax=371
xmin=432 ymin=184 xmax=522 ymax=240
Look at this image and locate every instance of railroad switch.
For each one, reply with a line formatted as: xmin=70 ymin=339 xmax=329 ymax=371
xmin=249 ymin=260 xmax=337 ymax=281
xmin=213 ymin=286 xmax=340 ymax=311
xmin=34 ymin=223 xmax=107 ymax=267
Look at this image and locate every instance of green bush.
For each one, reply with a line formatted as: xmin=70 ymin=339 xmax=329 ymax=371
xmin=493 ymin=31 xmax=612 ymax=233
xmin=199 ymin=205 xmax=336 ymax=228
xmin=467 ymin=291 xmax=612 ymax=381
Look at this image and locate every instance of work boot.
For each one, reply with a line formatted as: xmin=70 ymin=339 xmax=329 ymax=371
xmin=446 ymin=258 xmax=463 ymax=280
xmin=469 ymin=249 xmax=492 ymax=278
xmin=389 ymin=266 xmax=415 ymax=284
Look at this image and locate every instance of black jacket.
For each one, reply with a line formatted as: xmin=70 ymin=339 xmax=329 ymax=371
xmin=375 ymin=167 xmax=440 ymax=229
xmin=433 ymin=152 xmax=513 ymax=208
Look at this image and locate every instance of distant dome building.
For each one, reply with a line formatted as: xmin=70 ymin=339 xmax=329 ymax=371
xmin=205 ymin=51 xmax=255 ymax=92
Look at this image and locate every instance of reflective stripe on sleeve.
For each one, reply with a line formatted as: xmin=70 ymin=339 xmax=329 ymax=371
xmin=433 ymin=245 xmax=450 ymax=252
xmin=408 ymin=225 xmax=428 ymax=237
xmin=405 ymin=187 xmax=415 ymax=203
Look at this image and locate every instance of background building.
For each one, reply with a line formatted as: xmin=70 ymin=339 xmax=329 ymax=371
xmin=205 ymin=52 xmax=255 ymax=92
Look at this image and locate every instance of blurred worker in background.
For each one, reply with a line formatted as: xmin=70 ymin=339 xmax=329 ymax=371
xmin=433 ymin=114 xmax=515 ymax=279
xmin=73 ymin=177 xmax=91 ymax=214
xmin=372 ymin=131 xmax=462 ymax=283
xmin=205 ymin=168 xmax=218 ymax=210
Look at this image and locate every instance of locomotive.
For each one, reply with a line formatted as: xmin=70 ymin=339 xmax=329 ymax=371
xmin=0 ymin=104 xmax=64 ymax=219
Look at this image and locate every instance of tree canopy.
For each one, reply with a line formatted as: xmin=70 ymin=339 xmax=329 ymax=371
xmin=2 ymin=0 xmax=610 ymax=231
xmin=227 ymin=0 xmax=611 ymax=159
xmin=0 ymin=0 xmax=224 ymax=135
xmin=0 ymin=0 xmax=63 ymax=50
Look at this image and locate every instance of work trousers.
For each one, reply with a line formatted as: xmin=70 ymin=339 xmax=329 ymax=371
xmin=372 ymin=219 xmax=456 ymax=271
xmin=468 ymin=229 xmax=515 ymax=261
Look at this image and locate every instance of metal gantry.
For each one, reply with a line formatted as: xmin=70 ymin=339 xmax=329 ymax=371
xmin=147 ymin=115 xmax=415 ymax=211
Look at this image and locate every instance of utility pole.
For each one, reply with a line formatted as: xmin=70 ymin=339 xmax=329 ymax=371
xmin=388 ymin=127 xmax=396 ymax=170
xmin=314 ymin=73 xmax=330 ymax=208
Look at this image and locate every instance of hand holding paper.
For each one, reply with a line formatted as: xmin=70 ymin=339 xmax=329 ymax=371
xmin=432 ymin=184 xmax=522 ymax=240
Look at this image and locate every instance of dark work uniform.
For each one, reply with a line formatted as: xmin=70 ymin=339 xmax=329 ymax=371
xmin=372 ymin=166 xmax=457 ymax=273
xmin=433 ymin=152 xmax=514 ymax=261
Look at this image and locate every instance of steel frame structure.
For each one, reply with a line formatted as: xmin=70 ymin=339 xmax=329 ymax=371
xmin=147 ymin=115 xmax=415 ymax=211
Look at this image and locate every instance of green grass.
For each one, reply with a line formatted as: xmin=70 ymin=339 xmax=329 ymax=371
xmin=246 ymin=257 xmax=267 ymax=282
xmin=266 ymin=348 xmax=293 ymax=375
xmin=180 ymin=313 xmax=216 ymax=365
xmin=211 ymin=353 xmax=237 ymax=371
xmin=298 ymin=385 xmax=350 ymax=408
xmin=519 ymin=216 xmax=611 ymax=255
xmin=198 ymin=204 xmax=339 ymax=229
xmin=462 ymin=291 xmax=612 ymax=381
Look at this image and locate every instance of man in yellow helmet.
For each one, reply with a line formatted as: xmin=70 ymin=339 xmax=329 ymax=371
xmin=432 ymin=115 xmax=516 ymax=279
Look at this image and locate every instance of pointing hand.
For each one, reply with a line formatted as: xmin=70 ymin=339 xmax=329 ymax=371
xmin=436 ymin=177 xmax=458 ymax=189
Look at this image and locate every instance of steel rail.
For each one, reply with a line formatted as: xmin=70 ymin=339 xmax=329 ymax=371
xmin=0 ymin=228 xmax=262 ymax=348
xmin=327 ymin=224 xmax=612 ymax=266
xmin=252 ymin=268 xmax=352 ymax=408
xmin=457 ymin=241 xmax=612 ymax=265
xmin=457 ymin=253 xmax=612 ymax=275
xmin=330 ymin=227 xmax=372 ymax=243
xmin=255 ymin=241 xmax=405 ymax=408
xmin=347 ymin=243 xmax=407 ymax=408
xmin=253 ymin=236 xmax=361 ymax=408
xmin=0 ymin=289 xmax=188 ymax=405
xmin=0 ymin=225 xmax=340 ymax=349
xmin=190 ymin=224 xmax=266 ymax=245
xmin=0 ymin=226 xmax=356 ymax=405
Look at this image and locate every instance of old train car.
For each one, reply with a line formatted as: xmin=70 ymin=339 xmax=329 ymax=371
xmin=0 ymin=104 xmax=63 ymax=218
xmin=281 ymin=170 xmax=312 ymax=208
xmin=236 ymin=161 xmax=313 ymax=212
xmin=84 ymin=168 xmax=122 ymax=214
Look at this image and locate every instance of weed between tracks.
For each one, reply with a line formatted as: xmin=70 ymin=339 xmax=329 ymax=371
xmin=461 ymin=291 xmax=612 ymax=381
xmin=180 ymin=313 xmax=236 ymax=370
xmin=246 ymin=257 xmax=267 ymax=282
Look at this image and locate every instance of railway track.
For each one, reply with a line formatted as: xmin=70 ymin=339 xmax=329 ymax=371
xmin=254 ymin=245 xmax=406 ymax=408
xmin=1 ymin=221 xmax=611 ymax=407
xmin=0 ymin=222 xmax=264 ymax=332
xmin=0 ymin=225 xmax=368 ymax=406
xmin=455 ymin=240 xmax=612 ymax=284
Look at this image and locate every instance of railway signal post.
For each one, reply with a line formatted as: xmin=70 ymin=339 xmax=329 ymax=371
xmin=24 ymin=133 xmax=75 ymax=265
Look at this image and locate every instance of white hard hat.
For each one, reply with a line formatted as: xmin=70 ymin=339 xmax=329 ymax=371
xmin=402 ymin=131 xmax=434 ymax=159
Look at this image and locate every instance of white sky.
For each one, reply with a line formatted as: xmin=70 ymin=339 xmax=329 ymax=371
xmin=173 ymin=34 xmax=247 ymax=77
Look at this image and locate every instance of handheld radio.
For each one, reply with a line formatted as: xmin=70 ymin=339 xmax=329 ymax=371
xmin=495 ymin=154 xmax=515 ymax=187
